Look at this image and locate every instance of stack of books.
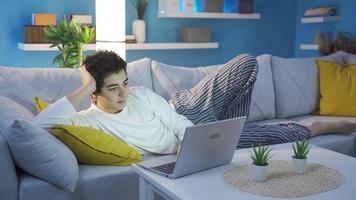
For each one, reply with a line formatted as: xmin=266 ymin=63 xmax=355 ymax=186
xmin=24 ymin=13 xmax=56 ymax=43
xmin=304 ymin=7 xmax=336 ymax=17
xmin=126 ymin=35 xmax=136 ymax=43
xmin=70 ymin=15 xmax=93 ymax=25
xmin=24 ymin=13 xmax=95 ymax=44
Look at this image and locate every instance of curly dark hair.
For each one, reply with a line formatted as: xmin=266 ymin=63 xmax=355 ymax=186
xmin=83 ymin=50 xmax=127 ymax=94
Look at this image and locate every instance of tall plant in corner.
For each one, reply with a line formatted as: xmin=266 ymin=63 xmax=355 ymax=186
xmin=44 ymin=16 xmax=95 ymax=68
xmin=131 ymin=0 xmax=148 ymax=43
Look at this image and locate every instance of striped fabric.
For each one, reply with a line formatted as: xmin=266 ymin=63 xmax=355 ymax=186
xmin=170 ymin=54 xmax=258 ymax=124
xmin=170 ymin=54 xmax=312 ymax=148
xmin=238 ymin=123 xmax=311 ymax=149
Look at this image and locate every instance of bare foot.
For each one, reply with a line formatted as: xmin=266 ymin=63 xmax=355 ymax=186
xmin=310 ymin=120 xmax=356 ymax=136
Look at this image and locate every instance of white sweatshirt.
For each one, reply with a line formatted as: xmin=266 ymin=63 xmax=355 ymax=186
xmin=34 ymin=86 xmax=193 ymax=155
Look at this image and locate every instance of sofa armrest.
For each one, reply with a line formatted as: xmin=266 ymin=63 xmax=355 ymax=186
xmin=0 ymin=133 xmax=18 ymax=200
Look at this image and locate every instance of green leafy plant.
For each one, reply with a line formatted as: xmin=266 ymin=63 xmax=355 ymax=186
xmin=130 ymin=0 xmax=148 ymax=20
xmin=43 ymin=16 xmax=95 ymax=68
xmin=292 ymin=139 xmax=310 ymax=159
xmin=250 ymin=144 xmax=272 ymax=166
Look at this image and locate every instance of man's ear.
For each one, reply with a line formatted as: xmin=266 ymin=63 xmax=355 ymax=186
xmin=91 ymin=93 xmax=97 ymax=104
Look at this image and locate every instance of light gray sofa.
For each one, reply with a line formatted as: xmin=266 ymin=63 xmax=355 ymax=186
xmin=1 ymin=51 xmax=356 ymax=200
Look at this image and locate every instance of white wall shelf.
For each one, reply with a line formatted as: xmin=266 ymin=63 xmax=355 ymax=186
xmin=158 ymin=12 xmax=261 ymax=19
xmin=18 ymin=42 xmax=219 ymax=51
xmin=301 ymin=16 xmax=340 ymax=23
xmin=300 ymin=44 xmax=319 ymax=50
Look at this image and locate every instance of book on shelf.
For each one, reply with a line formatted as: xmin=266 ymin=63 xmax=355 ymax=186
xmin=304 ymin=7 xmax=336 ymax=17
xmin=32 ymin=13 xmax=56 ymax=26
xmin=24 ymin=25 xmax=47 ymax=43
xmin=70 ymin=15 xmax=93 ymax=25
xmin=125 ymin=35 xmax=136 ymax=43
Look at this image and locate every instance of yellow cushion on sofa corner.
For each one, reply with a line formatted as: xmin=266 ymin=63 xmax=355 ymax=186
xmin=316 ymin=60 xmax=356 ymax=116
xmin=49 ymin=125 xmax=142 ymax=166
xmin=34 ymin=96 xmax=49 ymax=113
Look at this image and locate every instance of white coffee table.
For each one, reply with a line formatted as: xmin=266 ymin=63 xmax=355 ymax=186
xmin=132 ymin=143 xmax=356 ymax=200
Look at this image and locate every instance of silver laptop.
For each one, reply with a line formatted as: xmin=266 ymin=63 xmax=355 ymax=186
xmin=137 ymin=116 xmax=246 ymax=179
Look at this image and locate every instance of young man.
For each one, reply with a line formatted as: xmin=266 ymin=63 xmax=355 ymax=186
xmin=34 ymin=50 xmax=356 ymax=154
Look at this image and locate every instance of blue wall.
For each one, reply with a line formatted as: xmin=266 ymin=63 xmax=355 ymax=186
xmin=0 ymin=0 xmax=297 ymax=68
xmin=295 ymin=0 xmax=356 ymax=57
xmin=0 ymin=0 xmax=95 ymax=67
xmin=126 ymin=0 xmax=297 ymax=66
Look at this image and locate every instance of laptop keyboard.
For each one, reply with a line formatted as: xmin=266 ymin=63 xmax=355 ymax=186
xmin=152 ymin=162 xmax=176 ymax=175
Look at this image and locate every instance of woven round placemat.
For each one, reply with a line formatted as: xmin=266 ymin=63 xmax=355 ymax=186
xmin=223 ymin=160 xmax=343 ymax=198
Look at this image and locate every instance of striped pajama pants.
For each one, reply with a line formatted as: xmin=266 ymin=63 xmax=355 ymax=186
xmin=170 ymin=54 xmax=312 ymax=148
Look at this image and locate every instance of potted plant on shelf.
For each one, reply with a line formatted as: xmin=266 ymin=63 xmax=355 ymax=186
xmin=44 ymin=16 xmax=95 ymax=68
xmin=130 ymin=0 xmax=148 ymax=43
xmin=291 ymin=139 xmax=310 ymax=174
xmin=250 ymin=143 xmax=272 ymax=182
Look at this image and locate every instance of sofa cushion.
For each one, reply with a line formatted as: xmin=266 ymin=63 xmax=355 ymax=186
xmin=289 ymin=114 xmax=356 ymax=126
xmin=317 ymin=60 xmax=356 ymax=116
xmin=127 ymin=58 xmax=154 ymax=90
xmin=3 ymin=119 xmax=79 ymax=192
xmin=0 ymin=67 xmax=90 ymax=113
xmin=289 ymin=114 xmax=356 ymax=156
xmin=341 ymin=51 xmax=356 ymax=64
xmin=271 ymin=52 xmax=345 ymax=118
xmin=151 ymin=60 xmax=220 ymax=100
xmin=151 ymin=56 xmax=275 ymax=123
xmin=18 ymin=165 xmax=137 ymax=200
xmin=49 ymin=125 xmax=142 ymax=166
xmin=19 ymin=153 xmax=161 ymax=200
xmin=0 ymin=133 xmax=18 ymax=200
xmin=0 ymin=96 xmax=34 ymax=126
xmin=253 ymin=116 xmax=356 ymax=157
xmin=247 ymin=54 xmax=275 ymax=122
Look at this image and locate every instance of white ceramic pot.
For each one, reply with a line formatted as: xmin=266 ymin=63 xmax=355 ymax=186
xmin=132 ymin=19 xmax=146 ymax=43
xmin=291 ymin=157 xmax=307 ymax=174
xmin=252 ymin=164 xmax=268 ymax=182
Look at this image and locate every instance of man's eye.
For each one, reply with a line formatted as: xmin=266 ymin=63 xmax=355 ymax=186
xmin=108 ymin=88 xmax=116 ymax=91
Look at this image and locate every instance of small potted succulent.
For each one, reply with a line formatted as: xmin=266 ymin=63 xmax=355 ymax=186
xmin=291 ymin=139 xmax=310 ymax=174
xmin=250 ymin=143 xmax=272 ymax=182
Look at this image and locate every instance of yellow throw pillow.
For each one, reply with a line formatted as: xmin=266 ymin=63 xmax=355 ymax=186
xmin=34 ymin=96 xmax=49 ymax=113
xmin=316 ymin=60 xmax=356 ymax=116
xmin=49 ymin=125 xmax=142 ymax=166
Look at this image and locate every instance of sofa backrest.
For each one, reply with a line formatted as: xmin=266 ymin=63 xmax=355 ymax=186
xmin=341 ymin=51 xmax=356 ymax=64
xmin=271 ymin=51 xmax=346 ymax=119
xmin=150 ymin=54 xmax=276 ymax=123
xmin=151 ymin=60 xmax=221 ymax=100
xmin=248 ymin=54 xmax=275 ymax=122
xmin=0 ymin=58 xmax=153 ymax=114
xmin=0 ymin=67 xmax=85 ymax=114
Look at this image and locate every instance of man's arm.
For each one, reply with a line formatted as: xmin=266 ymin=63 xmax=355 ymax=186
xmin=34 ymin=67 xmax=96 ymax=128
xmin=143 ymin=87 xmax=193 ymax=141
xmin=67 ymin=67 xmax=96 ymax=110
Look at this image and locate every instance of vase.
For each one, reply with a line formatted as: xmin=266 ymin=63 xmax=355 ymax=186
xmin=132 ymin=19 xmax=146 ymax=43
xmin=291 ymin=157 xmax=307 ymax=174
xmin=252 ymin=164 xmax=267 ymax=182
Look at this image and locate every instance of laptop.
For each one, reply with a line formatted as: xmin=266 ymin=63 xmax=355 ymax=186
xmin=137 ymin=116 xmax=246 ymax=179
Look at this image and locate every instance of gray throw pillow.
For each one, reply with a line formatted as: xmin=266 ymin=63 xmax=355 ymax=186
xmin=4 ymin=119 xmax=79 ymax=191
